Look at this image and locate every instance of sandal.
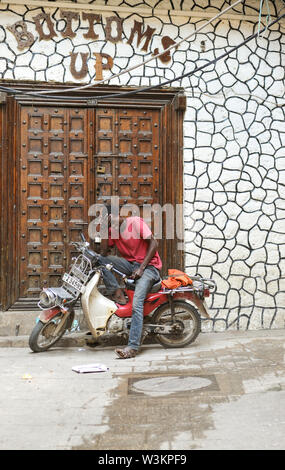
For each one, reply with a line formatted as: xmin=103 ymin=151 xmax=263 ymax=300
xmin=115 ymin=347 xmax=138 ymax=359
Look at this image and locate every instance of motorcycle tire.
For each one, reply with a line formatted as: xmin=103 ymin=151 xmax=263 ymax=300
xmin=152 ymin=300 xmax=201 ymax=348
xmin=29 ymin=315 xmax=67 ymax=352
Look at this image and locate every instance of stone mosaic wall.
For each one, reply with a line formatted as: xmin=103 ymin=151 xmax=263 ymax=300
xmin=0 ymin=0 xmax=285 ymax=330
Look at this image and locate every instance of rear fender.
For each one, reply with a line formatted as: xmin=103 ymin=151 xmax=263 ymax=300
xmin=192 ymin=296 xmax=210 ymax=318
xmin=39 ymin=307 xmax=61 ymax=323
xmin=173 ymin=292 xmax=210 ymax=318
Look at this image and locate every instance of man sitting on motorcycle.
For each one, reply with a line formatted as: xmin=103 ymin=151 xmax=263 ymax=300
xmin=99 ymin=205 xmax=162 ymax=359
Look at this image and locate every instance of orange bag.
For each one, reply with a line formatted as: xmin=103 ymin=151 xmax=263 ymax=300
xmin=161 ymin=269 xmax=193 ymax=289
xmin=161 ymin=277 xmax=181 ymax=289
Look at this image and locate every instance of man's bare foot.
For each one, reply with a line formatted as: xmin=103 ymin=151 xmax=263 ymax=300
xmin=112 ymin=288 xmax=127 ymax=305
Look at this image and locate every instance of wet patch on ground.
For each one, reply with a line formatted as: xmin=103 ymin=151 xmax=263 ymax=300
xmin=73 ymin=337 xmax=285 ymax=450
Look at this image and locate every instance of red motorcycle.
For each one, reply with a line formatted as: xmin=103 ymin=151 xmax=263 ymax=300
xmin=29 ymin=233 xmax=216 ymax=352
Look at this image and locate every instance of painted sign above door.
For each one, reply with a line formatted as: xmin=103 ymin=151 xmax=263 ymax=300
xmin=6 ymin=10 xmax=177 ymax=81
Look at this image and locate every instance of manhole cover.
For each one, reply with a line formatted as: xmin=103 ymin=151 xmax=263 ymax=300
xmin=128 ymin=374 xmax=219 ymax=397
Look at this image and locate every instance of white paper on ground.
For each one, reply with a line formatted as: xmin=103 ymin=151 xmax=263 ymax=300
xmin=72 ymin=363 xmax=109 ymax=373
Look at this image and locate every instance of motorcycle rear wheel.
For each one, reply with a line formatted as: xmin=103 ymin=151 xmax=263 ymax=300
xmin=152 ymin=300 xmax=201 ymax=348
xmin=29 ymin=314 xmax=67 ymax=352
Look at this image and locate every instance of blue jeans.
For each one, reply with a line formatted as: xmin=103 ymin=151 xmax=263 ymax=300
xmin=100 ymin=255 xmax=161 ymax=350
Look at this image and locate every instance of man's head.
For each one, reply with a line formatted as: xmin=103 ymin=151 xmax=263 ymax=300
xmin=96 ymin=203 xmax=120 ymax=235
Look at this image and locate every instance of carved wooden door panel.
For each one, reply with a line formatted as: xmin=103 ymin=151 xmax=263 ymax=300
xmin=95 ymin=107 xmax=160 ymax=219
xmin=19 ymin=106 xmax=91 ymax=301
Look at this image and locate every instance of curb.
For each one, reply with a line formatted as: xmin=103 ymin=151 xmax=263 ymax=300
xmin=0 ymin=333 xmax=87 ymax=349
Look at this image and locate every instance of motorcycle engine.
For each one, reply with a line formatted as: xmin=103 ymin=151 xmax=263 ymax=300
xmin=106 ymin=315 xmax=124 ymax=334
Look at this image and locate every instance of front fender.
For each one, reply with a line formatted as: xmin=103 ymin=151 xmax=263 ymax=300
xmin=39 ymin=307 xmax=61 ymax=323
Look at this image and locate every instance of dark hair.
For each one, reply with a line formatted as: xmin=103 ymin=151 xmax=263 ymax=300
xmin=105 ymin=204 xmax=112 ymax=216
xmin=105 ymin=203 xmax=119 ymax=217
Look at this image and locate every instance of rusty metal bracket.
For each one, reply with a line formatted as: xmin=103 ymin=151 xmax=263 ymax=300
xmin=0 ymin=92 xmax=7 ymax=104
xmin=87 ymin=99 xmax=98 ymax=106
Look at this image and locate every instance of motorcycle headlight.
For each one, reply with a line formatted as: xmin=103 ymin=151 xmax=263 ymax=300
xmin=39 ymin=289 xmax=56 ymax=308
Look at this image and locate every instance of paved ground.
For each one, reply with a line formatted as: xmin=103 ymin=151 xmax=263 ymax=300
xmin=0 ymin=328 xmax=285 ymax=450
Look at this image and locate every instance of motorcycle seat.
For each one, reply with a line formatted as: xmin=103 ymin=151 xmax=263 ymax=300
xmin=149 ymin=280 xmax=162 ymax=293
xmin=125 ymin=279 xmax=162 ymax=292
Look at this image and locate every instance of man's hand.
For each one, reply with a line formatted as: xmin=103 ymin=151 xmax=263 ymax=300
xmin=130 ymin=237 xmax=158 ymax=280
xmin=131 ymin=266 xmax=145 ymax=280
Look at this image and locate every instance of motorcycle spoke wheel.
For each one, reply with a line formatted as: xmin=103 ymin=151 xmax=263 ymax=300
xmin=152 ymin=301 xmax=201 ymax=348
xmin=29 ymin=315 xmax=67 ymax=352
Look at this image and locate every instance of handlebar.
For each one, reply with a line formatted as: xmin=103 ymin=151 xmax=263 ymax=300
xmin=107 ymin=265 xmax=135 ymax=284
xmin=71 ymin=240 xmax=88 ymax=249
xmin=71 ymin=241 xmax=133 ymax=282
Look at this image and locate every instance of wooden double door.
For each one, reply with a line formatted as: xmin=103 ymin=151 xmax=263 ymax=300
xmin=18 ymin=105 xmax=161 ymax=304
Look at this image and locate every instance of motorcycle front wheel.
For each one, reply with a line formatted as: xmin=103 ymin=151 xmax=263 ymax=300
xmin=152 ymin=300 xmax=201 ymax=348
xmin=29 ymin=314 xmax=67 ymax=352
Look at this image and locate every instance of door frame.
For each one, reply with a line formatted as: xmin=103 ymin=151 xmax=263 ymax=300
xmin=0 ymin=82 xmax=186 ymax=310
